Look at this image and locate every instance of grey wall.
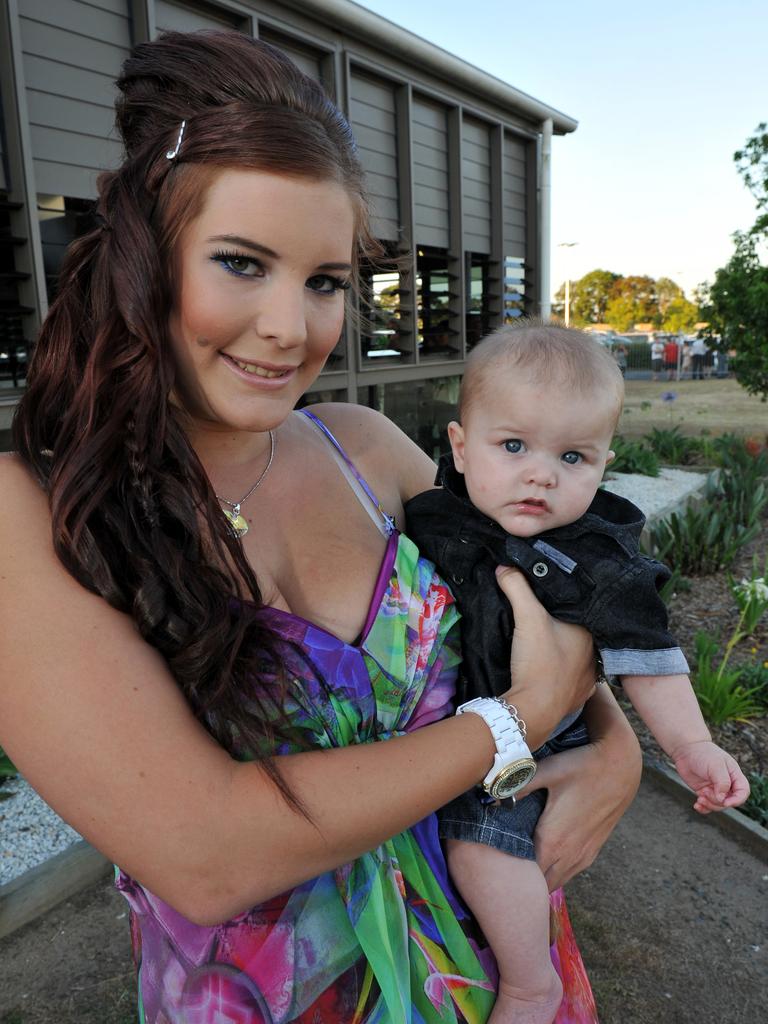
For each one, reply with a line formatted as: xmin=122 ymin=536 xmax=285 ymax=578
xmin=18 ymin=0 xmax=129 ymax=199
xmin=348 ymin=70 xmax=400 ymax=242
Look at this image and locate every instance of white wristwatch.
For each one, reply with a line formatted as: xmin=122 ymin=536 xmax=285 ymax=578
xmin=456 ymin=697 xmax=537 ymax=800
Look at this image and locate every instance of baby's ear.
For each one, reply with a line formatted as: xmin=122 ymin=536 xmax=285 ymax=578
xmin=605 ymin=449 xmax=616 ymax=466
xmin=447 ymin=420 xmax=466 ymax=473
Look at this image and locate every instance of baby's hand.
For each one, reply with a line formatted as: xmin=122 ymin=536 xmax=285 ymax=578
xmin=672 ymin=740 xmax=750 ymax=814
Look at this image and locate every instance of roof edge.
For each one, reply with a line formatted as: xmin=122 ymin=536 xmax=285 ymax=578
xmin=277 ymin=0 xmax=578 ymax=134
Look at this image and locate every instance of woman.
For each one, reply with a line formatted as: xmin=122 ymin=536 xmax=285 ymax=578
xmin=0 ymin=32 xmax=640 ymax=1023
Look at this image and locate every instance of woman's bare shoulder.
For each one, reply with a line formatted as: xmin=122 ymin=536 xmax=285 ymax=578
xmin=301 ymin=403 xmax=436 ymax=501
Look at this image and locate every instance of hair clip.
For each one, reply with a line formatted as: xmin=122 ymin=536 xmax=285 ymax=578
xmin=165 ymin=119 xmax=187 ymax=160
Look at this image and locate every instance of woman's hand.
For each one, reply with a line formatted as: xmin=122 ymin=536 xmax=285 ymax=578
xmin=495 ymin=566 xmax=597 ymax=749
xmin=517 ymin=684 xmax=642 ymax=891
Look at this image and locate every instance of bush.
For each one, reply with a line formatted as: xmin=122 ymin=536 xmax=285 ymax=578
xmin=736 ymin=662 xmax=768 ymax=709
xmin=743 ymin=772 xmax=768 ymax=829
xmin=609 ymin=436 xmax=660 ymax=477
xmin=646 ymin=431 xmax=768 ymax=574
xmin=647 ymin=504 xmax=760 ymax=575
xmin=0 ymin=747 xmax=17 ymax=779
xmin=646 ymin=426 xmax=699 ymax=465
xmin=691 ymin=633 xmax=764 ymax=726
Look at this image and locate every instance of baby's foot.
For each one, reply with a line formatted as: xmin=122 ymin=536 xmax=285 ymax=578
xmin=489 ymin=967 xmax=563 ymax=1024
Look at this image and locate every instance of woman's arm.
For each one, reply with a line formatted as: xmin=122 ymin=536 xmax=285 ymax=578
xmin=520 ymin=685 xmax=642 ymax=891
xmin=0 ymin=455 xmax=597 ymax=926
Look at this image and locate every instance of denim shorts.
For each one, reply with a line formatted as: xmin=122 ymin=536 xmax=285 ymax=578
xmin=437 ymin=718 xmax=589 ymax=860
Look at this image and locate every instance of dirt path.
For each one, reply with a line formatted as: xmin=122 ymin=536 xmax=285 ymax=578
xmin=1 ymin=773 xmax=765 ymax=1024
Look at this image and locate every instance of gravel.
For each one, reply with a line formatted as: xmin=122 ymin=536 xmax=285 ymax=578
xmin=1 ymin=777 xmax=80 ymax=885
xmin=0 ymin=467 xmax=715 ymax=887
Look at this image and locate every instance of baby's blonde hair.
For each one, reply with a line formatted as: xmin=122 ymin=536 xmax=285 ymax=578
xmin=460 ymin=319 xmax=625 ymax=426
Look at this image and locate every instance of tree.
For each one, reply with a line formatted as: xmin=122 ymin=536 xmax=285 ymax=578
xmin=704 ymin=125 xmax=768 ymax=399
xmin=734 ymin=121 xmax=768 ymax=236
xmin=605 ymin=275 xmax=658 ymax=329
xmin=552 ymin=269 xmax=620 ymax=325
xmin=655 ymin=277 xmax=684 ymax=320
xmin=662 ymin=296 xmax=699 ymax=333
xmin=703 ymin=233 xmax=768 ymax=398
xmin=603 ymin=293 xmax=637 ymax=332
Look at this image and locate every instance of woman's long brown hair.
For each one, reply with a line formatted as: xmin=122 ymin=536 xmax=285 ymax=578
xmin=12 ymin=31 xmax=383 ymax=810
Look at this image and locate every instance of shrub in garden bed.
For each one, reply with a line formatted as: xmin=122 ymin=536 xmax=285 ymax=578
xmin=608 ymin=435 xmax=660 ymax=476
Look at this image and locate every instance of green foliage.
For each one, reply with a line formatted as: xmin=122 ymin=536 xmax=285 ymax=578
xmin=662 ymin=296 xmax=699 ymax=333
xmin=553 ymin=269 xmax=701 ymax=331
xmin=554 ymin=269 xmax=619 ymax=325
xmin=0 ymin=746 xmax=17 ymax=779
xmin=703 ymin=126 xmax=768 ymax=399
xmin=658 ymin=567 xmax=692 ymax=605
xmin=691 ymin=632 xmax=764 ymax=726
xmin=734 ymin=122 xmax=768 ymax=213
xmin=646 ymin=431 xmax=767 ymax=573
xmin=728 ymin=569 xmax=768 ymax=635
xmin=712 ymin=432 xmax=768 ymax=477
xmin=603 ymin=294 xmax=637 ymax=332
xmin=608 ymin=436 xmax=660 ymax=476
xmin=646 ymin=426 xmax=703 ymax=465
xmin=647 ymin=504 xmax=759 ymax=575
xmin=703 ymin=234 xmax=768 ymax=400
xmin=736 ymin=662 xmax=768 ymax=709
xmin=743 ymin=772 xmax=768 ymax=829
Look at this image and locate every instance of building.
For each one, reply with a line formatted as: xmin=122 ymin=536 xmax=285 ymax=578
xmin=0 ymin=0 xmax=576 ymax=453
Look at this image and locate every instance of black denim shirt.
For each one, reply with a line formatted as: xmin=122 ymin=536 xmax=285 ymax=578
xmin=404 ymin=454 xmax=688 ymax=704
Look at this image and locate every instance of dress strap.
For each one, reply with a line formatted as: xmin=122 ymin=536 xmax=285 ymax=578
xmin=300 ymin=408 xmax=396 ymax=537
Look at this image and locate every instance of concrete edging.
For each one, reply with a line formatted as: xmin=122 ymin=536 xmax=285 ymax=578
xmin=0 ymin=839 xmax=110 ymax=940
xmin=642 ymin=755 xmax=768 ymax=864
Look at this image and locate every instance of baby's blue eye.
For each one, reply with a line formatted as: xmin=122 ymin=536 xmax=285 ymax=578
xmin=504 ymin=439 xmax=524 ymax=454
xmin=562 ymin=451 xmax=582 ymax=465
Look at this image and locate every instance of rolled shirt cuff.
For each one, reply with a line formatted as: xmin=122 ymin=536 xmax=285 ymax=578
xmin=600 ymin=646 xmax=690 ymax=676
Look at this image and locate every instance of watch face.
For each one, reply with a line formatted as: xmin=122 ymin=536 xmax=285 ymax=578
xmin=489 ymin=759 xmax=537 ymax=800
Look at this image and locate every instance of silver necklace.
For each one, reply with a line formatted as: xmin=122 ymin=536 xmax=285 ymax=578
xmin=216 ymin=430 xmax=275 ymax=539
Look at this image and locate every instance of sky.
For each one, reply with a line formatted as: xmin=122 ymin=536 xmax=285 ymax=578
xmin=356 ymin=0 xmax=767 ymax=301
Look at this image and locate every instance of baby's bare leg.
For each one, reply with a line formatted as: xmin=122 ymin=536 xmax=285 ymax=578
xmin=446 ymin=838 xmax=562 ymax=1024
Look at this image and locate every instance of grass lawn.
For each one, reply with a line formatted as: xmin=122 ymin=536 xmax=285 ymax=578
xmin=618 ymin=377 xmax=768 ymax=440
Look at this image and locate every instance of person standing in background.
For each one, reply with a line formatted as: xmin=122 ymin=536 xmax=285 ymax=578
xmin=691 ymin=336 xmax=708 ymax=380
xmin=663 ymin=337 xmax=679 ymax=381
xmin=650 ymin=334 xmax=665 ymax=380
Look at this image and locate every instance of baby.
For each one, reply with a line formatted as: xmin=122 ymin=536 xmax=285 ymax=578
xmin=405 ymin=321 xmax=749 ymax=1024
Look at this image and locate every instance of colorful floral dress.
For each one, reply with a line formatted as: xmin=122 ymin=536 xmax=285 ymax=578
xmin=115 ymin=410 xmax=598 ymax=1024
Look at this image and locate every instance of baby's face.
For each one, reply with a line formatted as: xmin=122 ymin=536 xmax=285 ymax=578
xmin=448 ymin=373 xmax=617 ymax=537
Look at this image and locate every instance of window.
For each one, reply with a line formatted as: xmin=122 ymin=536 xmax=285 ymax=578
xmin=466 ymin=252 xmax=494 ymax=350
xmin=359 ymin=247 xmax=413 ymax=366
xmin=503 ymin=256 xmax=526 ymax=322
xmin=38 ymin=196 xmax=96 ymax=303
xmin=416 ymin=247 xmax=459 ymax=360
xmin=358 ymin=375 xmax=460 ymax=459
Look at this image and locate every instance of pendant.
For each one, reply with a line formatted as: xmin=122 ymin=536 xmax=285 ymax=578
xmin=222 ymin=507 xmax=249 ymax=538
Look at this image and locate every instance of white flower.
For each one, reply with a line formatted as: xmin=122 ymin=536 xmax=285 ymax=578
xmin=736 ymin=577 xmax=768 ymax=601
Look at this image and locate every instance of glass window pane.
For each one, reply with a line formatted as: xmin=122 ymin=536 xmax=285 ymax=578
xmin=416 ymin=247 xmax=460 ymax=361
xmin=357 ymin=374 xmax=460 ymax=459
xmin=359 ymin=246 xmax=414 ymax=367
xmin=466 ymin=252 xmax=493 ymax=350
xmin=503 ymin=255 xmax=526 ymax=322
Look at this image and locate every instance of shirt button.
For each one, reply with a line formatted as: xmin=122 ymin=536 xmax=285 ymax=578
xmin=453 ymin=574 xmax=464 ymax=585
xmin=532 ymin=562 xmax=549 ymax=578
